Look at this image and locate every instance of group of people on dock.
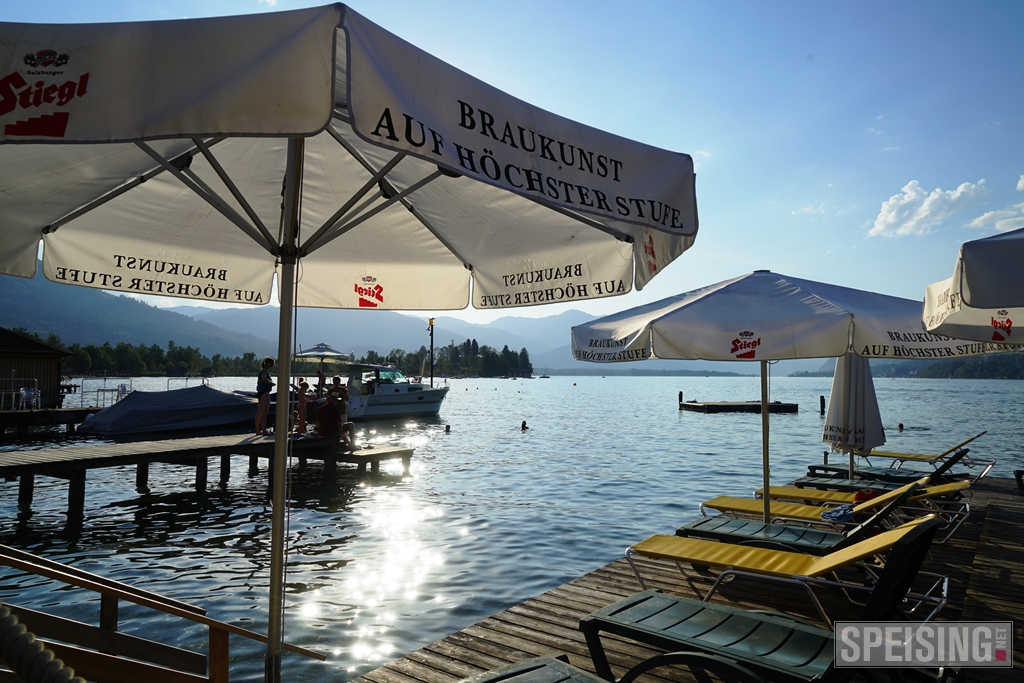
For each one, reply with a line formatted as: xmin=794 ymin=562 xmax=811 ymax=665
xmin=254 ymin=358 xmax=355 ymax=450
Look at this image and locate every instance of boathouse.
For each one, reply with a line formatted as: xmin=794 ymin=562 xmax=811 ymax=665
xmin=0 ymin=327 xmax=70 ymax=409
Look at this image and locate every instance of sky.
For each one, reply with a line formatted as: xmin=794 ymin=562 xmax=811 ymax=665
xmin=5 ymin=0 xmax=1023 ymax=324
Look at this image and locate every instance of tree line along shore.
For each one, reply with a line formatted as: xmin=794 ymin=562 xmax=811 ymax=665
xmin=10 ymin=328 xmax=534 ymax=379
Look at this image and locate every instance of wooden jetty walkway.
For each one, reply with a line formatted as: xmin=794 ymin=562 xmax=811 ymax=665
xmin=0 ymin=407 xmax=99 ymax=439
xmin=0 ymin=434 xmax=412 ymax=518
xmin=354 ymin=476 xmax=1022 ymax=683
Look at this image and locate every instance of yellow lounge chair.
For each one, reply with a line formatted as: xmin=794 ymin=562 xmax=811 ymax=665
xmin=701 ymin=478 xmax=928 ymax=526
xmin=704 ymin=479 xmax=969 ymax=542
xmin=756 ymin=480 xmax=967 ymax=505
xmin=626 ymin=515 xmax=945 ymax=626
xmin=867 ymin=431 xmax=985 ymax=464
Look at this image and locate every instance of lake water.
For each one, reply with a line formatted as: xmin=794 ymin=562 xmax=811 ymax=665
xmin=1 ymin=375 xmax=1021 ymax=681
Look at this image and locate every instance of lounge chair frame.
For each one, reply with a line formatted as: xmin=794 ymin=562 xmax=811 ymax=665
xmin=584 ymin=520 xmax=955 ymax=683
xmin=625 ymin=518 xmax=947 ymax=627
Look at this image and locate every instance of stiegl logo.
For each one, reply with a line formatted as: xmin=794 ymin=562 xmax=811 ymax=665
xmin=730 ymin=331 xmax=760 ymax=359
xmin=991 ymin=310 xmax=1012 ymax=342
xmin=1 ymin=48 xmax=89 ymax=138
xmin=355 ymin=277 xmax=384 ymax=308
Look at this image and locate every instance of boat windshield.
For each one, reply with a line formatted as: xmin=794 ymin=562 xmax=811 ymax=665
xmin=378 ymin=369 xmax=409 ymax=384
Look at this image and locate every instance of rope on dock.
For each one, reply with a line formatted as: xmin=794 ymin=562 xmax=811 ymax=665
xmin=0 ymin=600 xmax=84 ymax=683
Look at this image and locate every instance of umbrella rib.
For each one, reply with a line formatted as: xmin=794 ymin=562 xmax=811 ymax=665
xmin=135 ymin=142 xmax=276 ymax=254
xmin=328 ymin=118 xmax=632 ymax=247
xmin=303 ymin=170 xmax=444 ymax=255
xmin=299 ymin=150 xmax=407 ymax=253
xmin=41 ymin=139 xmax=222 ymax=235
xmin=402 ymin=202 xmax=473 ymax=271
xmin=191 ymin=137 xmax=276 ymax=247
xmin=521 ymin=194 xmax=634 ymax=242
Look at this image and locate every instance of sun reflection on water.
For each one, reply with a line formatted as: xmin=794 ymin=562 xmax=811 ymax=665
xmin=295 ymin=489 xmax=447 ymax=665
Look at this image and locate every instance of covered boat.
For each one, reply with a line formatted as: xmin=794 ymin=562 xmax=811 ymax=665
xmin=79 ymin=385 xmax=257 ymax=437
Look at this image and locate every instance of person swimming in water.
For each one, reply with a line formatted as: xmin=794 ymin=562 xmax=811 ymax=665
xmin=521 ymin=420 xmax=528 ymax=431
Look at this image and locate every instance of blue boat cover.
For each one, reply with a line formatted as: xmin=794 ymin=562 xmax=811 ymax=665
xmin=79 ymin=385 xmax=257 ymax=436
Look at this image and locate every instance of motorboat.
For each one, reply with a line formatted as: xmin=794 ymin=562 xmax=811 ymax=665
xmin=337 ymin=363 xmax=449 ymax=420
xmin=79 ymin=385 xmax=257 ymax=437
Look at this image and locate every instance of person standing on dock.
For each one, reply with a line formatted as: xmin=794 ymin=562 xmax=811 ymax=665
xmin=255 ymin=357 xmax=275 ymax=436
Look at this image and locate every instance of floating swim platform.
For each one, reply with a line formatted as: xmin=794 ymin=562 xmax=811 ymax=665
xmin=679 ymin=400 xmax=798 ymax=413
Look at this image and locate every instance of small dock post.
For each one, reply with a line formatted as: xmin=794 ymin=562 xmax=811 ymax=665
xmin=820 ymin=395 xmax=826 ymax=414
xmin=67 ymin=470 xmax=86 ymax=519
xmin=248 ymin=455 xmax=259 ymax=475
xmin=136 ymin=462 xmax=149 ymax=491
xmin=195 ymin=457 xmax=208 ymax=492
xmin=220 ymin=455 xmax=231 ymax=486
xmin=324 ymin=455 xmax=337 ymax=478
xmin=18 ymin=474 xmax=34 ymax=514
xmin=678 ymin=391 xmax=683 ymax=409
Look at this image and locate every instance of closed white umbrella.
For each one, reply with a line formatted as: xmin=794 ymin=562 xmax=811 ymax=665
xmin=823 ymin=352 xmax=885 ymax=478
xmin=0 ymin=7 xmax=699 ymax=681
xmin=924 ymin=226 xmax=1024 ymax=343
xmin=571 ymin=270 xmax=1012 ymax=522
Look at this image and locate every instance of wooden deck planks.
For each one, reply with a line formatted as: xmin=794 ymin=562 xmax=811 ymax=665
xmin=354 ymin=476 xmax=1024 ymax=683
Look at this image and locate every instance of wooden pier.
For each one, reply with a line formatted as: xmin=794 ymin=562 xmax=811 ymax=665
xmin=354 ymin=476 xmax=1022 ymax=683
xmin=0 ymin=407 xmax=100 ymax=439
xmin=0 ymin=434 xmax=412 ymax=519
xmin=678 ymin=399 xmax=799 ymax=413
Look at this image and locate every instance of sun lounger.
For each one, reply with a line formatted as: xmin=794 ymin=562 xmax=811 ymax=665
xmin=807 ymin=432 xmax=994 ymax=484
xmin=676 ymin=483 xmax=921 ymax=555
xmin=700 ymin=478 xmax=928 ymax=527
xmin=701 ymin=479 xmax=969 ymax=542
xmin=756 ymin=481 xmax=963 ymax=506
xmin=866 ymin=431 xmax=986 ymax=465
xmin=626 ymin=516 xmax=944 ymax=627
xmin=585 ymin=518 xmax=955 ymax=683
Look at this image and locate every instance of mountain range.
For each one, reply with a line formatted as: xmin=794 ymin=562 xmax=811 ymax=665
xmin=1 ymin=268 xmax=831 ymax=374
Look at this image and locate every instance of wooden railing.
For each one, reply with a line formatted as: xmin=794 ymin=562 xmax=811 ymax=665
xmin=0 ymin=545 xmax=325 ymax=683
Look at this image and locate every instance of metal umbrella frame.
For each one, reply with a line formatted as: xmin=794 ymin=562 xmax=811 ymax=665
xmin=0 ymin=7 xmax=699 ymax=681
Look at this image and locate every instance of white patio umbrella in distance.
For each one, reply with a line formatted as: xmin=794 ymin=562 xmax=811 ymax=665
xmin=570 ymin=270 xmax=1020 ymax=523
xmin=924 ymin=226 xmax=1024 ymax=343
xmin=293 ymin=342 xmax=351 ymax=374
xmin=823 ymin=352 xmax=885 ymax=479
xmin=0 ymin=6 xmax=699 ymax=681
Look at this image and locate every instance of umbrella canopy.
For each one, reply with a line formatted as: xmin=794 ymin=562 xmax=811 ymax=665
xmin=0 ymin=6 xmax=699 ymax=681
xmin=293 ymin=343 xmax=351 ymax=364
xmin=0 ymin=5 xmax=697 ymax=309
xmin=924 ymin=227 xmax=1024 ymax=343
xmin=823 ymin=352 xmax=885 ymax=479
xmin=570 ymin=270 xmax=1013 ymax=522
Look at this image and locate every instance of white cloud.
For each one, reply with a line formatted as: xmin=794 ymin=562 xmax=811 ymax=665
xmin=968 ymin=202 xmax=1024 ymax=233
xmin=884 ymin=146 xmax=901 ymax=151
xmin=1017 ymin=175 xmax=1024 ymax=191
xmin=791 ymin=204 xmax=825 ymax=215
xmin=693 ymin=150 xmax=712 ymax=159
xmin=869 ymin=179 xmax=986 ymax=237
xmin=261 ymin=0 xmax=278 ymax=6
xmin=867 ymin=127 xmax=882 ymax=135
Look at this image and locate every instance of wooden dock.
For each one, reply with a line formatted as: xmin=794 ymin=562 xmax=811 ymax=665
xmin=0 ymin=407 xmax=100 ymax=439
xmin=354 ymin=476 xmax=1022 ymax=683
xmin=0 ymin=434 xmax=412 ymax=519
xmin=678 ymin=400 xmax=799 ymax=413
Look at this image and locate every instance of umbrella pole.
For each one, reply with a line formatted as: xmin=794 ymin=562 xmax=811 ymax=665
xmin=760 ymin=360 xmax=770 ymax=523
xmin=266 ymin=138 xmax=303 ymax=683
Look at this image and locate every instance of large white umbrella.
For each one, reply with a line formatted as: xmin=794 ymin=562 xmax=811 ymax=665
xmin=924 ymin=226 xmax=1024 ymax=343
xmin=0 ymin=6 xmax=698 ymax=681
xmin=823 ymin=352 xmax=885 ymax=478
xmin=570 ymin=270 xmax=1017 ymax=522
